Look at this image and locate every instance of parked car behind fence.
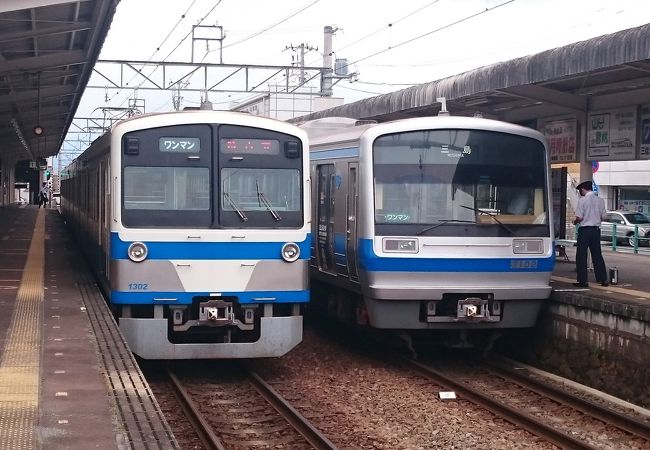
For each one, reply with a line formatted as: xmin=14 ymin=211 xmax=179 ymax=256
xmin=601 ymin=210 xmax=650 ymax=247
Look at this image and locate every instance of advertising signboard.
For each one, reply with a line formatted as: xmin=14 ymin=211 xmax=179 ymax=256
xmin=640 ymin=104 xmax=650 ymax=159
xmin=542 ymin=119 xmax=578 ymax=163
xmin=587 ymin=107 xmax=636 ymax=160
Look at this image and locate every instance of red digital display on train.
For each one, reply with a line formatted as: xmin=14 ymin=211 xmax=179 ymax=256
xmin=220 ymin=138 xmax=280 ymax=155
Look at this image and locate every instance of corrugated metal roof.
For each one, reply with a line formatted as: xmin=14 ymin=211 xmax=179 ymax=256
xmin=0 ymin=0 xmax=119 ymax=161
xmin=292 ymin=23 xmax=650 ymax=123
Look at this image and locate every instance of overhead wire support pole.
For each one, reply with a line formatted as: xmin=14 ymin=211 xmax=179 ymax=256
xmin=251 ymin=69 xmax=285 ymax=92
xmin=285 ymin=43 xmax=317 ymax=85
xmin=192 ymin=25 xmax=226 ymax=64
xmin=125 ymin=62 xmax=163 ymax=89
xmin=289 ymin=72 xmax=321 ymax=94
xmin=91 ymin=59 xmax=327 ymax=96
xmin=206 ymin=67 xmax=243 ymax=91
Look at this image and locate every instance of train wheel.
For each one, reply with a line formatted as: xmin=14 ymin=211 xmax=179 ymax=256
xmin=355 ymin=300 xmax=369 ymax=325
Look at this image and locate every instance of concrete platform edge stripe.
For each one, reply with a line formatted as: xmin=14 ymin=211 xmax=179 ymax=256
xmin=0 ymin=209 xmax=44 ymax=449
xmin=551 ymin=275 xmax=650 ymax=300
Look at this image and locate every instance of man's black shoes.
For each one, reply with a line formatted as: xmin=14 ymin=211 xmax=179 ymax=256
xmin=600 ymin=282 xmax=609 ymax=287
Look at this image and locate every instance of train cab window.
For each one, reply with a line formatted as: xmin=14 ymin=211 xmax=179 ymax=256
xmin=373 ymin=129 xmax=549 ymax=237
xmin=221 ymin=168 xmax=300 ymax=213
xmin=217 ymin=125 xmax=304 ymax=228
xmin=121 ymin=124 xmax=212 ymax=227
xmin=123 ymin=167 xmax=209 ymax=210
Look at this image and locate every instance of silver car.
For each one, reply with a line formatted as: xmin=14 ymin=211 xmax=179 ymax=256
xmin=601 ymin=210 xmax=650 ymax=247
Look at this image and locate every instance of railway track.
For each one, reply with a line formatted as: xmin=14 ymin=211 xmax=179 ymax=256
xmin=144 ymin=328 xmax=650 ymax=448
xmin=167 ymin=363 xmax=338 ymax=450
xmin=401 ymin=355 xmax=650 ymax=450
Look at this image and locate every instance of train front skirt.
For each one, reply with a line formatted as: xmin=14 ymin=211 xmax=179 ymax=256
xmin=120 ymin=316 xmax=302 ymax=359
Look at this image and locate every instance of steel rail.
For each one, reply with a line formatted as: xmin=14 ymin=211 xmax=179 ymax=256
xmin=246 ymin=369 xmax=339 ymax=450
xmin=167 ymin=370 xmax=227 ymax=450
xmin=401 ymin=356 xmax=600 ymax=450
xmin=488 ymin=361 xmax=650 ymax=442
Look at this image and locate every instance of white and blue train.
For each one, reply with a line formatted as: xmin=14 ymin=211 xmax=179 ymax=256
xmin=302 ymin=115 xmax=553 ymax=342
xmin=61 ymin=110 xmax=310 ymax=359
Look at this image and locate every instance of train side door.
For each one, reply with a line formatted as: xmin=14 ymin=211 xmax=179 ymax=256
xmin=346 ymin=164 xmax=359 ymax=281
xmin=316 ymin=164 xmax=336 ymax=273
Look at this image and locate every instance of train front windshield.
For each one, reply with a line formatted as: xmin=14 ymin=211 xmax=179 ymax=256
xmin=121 ymin=124 xmax=304 ymax=228
xmin=373 ymin=129 xmax=549 ymax=237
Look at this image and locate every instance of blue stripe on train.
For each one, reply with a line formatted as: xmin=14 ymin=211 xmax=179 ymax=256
xmin=358 ymin=239 xmax=554 ymax=272
xmin=110 ymin=233 xmax=311 ymax=260
xmin=110 ymin=290 xmax=310 ymax=304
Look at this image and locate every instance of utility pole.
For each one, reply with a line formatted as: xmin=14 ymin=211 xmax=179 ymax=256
xmin=321 ymin=25 xmax=357 ymax=97
xmin=322 ymin=26 xmax=336 ymax=96
xmin=171 ymin=81 xmax=189 ymax=111
xmin=285 ymin=43 xmax=317 ymax=85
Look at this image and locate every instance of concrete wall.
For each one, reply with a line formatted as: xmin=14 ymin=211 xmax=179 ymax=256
xmin=522 ymin=293 xmax=650 ymax=408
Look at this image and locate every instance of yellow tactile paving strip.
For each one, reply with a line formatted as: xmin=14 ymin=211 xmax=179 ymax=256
xmin=0 ymin=210 xmax=44 ymax=449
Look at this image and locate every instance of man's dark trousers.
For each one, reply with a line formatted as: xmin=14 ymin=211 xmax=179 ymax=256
xmin=576 ymin=226 xmax=607 ymax=284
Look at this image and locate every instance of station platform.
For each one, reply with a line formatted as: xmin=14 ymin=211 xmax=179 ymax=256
xmin=551 ymin=243 xmax=650 ymax=310
xmin=0 ymin=205 xmax=178 ymax=449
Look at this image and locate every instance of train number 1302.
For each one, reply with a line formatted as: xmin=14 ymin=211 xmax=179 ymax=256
xmin=128 ymin=283 xmax=149 ymax=290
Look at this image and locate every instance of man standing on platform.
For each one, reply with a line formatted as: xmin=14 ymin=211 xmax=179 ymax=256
xmin=573 ymin=180 xmax=608 ymax=287
xmin=38 ymin=182 xmax=48 ymax=208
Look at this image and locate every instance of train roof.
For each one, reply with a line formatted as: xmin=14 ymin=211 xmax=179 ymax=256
xmin=299 ymin=117 xmax=377 ymax=146
xmin=301 ymin=115 xmax=546 ymax=148
xmin=111 ymin=110 xmax=305 ymax=136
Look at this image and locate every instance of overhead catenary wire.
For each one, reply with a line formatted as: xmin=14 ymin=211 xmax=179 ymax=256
xmin=220 ymin=0 xmax=320 ymax=51
xmin=150 ymin=0 xmax=199 ymax=60
xmin=303 ymin=0 xmax=516 ymax=92
xmin=338 ymin=0 xmax=516 ymax=77
xmin=305 ymin=0 xmax=442 ymax=68
xmin=116 ymin=0 xmax=318 ymax=110
xmin=336 ymin=84 xmax=383 ymax=95
xmin=337 ymin=0 xmax=442 ymax=53
xmin=311 ymin=0 xmax=516 ymax=94
xmin=106 ymin=0 xmax=200 ymax=104
xmin=196 ymin=0 xmax=321 ymax=101
xmin=108 ymin=0 xmax=518 ymax=115
xmin=111 ymin=0 xmax=224 ymax=108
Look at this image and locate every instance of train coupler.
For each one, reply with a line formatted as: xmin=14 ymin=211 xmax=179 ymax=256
xmin=457 ymin=297 xmax=489 ymax=319
xmin=199 ymin=299 xmax=235 ymax=324
xmin=424 ymin=296 xmax=502 ymax=323
xmin=171 ymin=300 xmax=255 ymax=331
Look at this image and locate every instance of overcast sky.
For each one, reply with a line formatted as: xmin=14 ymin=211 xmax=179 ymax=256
xmin=63 ymin=0 xmax=650 ymax=156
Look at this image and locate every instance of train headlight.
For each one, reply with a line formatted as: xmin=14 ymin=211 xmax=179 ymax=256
xmin=127 ymin=241 xmax=148 ymax=262
xmin=513 ymin=239 xmax=543 ymax=254
xmin=281 ymin=242 xmax=300 ymax=262
xmin=383 ymin=238 xmax=418 ymax=253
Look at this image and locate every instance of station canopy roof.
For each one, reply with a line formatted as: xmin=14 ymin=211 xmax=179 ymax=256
xmin=293 ymin=23 xmax=650 ymax=126
xmin=0 ymin=0 xmax=118 ymax=163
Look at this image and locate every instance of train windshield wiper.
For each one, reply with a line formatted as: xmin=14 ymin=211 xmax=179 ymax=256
xmin=460 ymin=205 xmax=515 ymax=235
xmin=223 ymin=191 xmax=248 ymax=222
xmin=256 ymin=180 xmax=281 ymax=221
xmin=416 ymin=219 xmax=475 ymax=236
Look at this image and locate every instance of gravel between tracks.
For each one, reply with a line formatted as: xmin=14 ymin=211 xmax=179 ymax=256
xmin=250 ymin=327 xmax=558 ymax=449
